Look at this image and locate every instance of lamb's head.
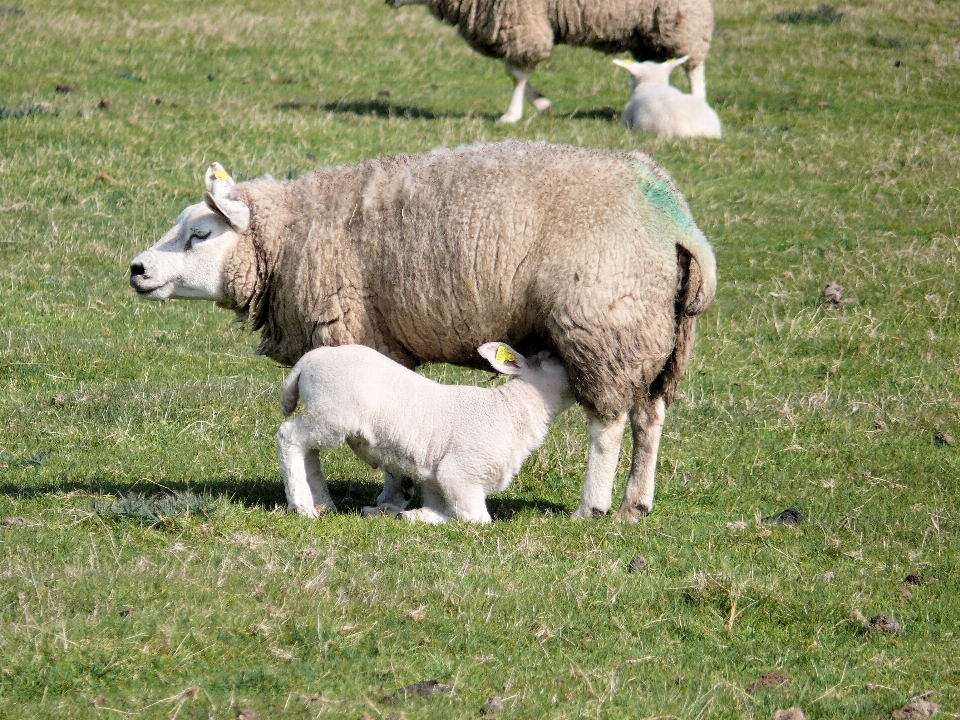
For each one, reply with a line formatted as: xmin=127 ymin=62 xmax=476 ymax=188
xmin=129 ymin=163 xmax=250 ymax=302
xmin=477 ymin=342 xmax=575 ymax=413
xmin=613 ymin=56 xmax=689 ymax=89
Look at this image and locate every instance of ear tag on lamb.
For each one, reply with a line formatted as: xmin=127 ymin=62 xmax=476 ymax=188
xmin=495 ymin=345 xmax=514 ymax=364
xmin=213 ymin=169 xmax=231 ymax=182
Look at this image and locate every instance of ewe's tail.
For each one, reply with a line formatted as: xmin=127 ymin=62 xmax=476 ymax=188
xmin=280 ymin=348 xmax=328 ymax=416
xmin=676 ymin=227 xmax=717 ymax=316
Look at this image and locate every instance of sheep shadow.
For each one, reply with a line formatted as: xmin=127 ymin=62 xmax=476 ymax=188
xmin=276 ymin=98 xmax=497 ymax=122
xmin=0 ymin=477 xmax=568 ymax=522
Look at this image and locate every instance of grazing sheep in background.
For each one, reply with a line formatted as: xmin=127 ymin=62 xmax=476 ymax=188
xmin=129 ymin=141 xmax=716 ymax=521
xmin=613 ymin=56 xmax=721 ymax=138
xmin=277 ymin=342 xmax=574 ymax=522
xmin=387 ymin=0 xmax=713 ymax=123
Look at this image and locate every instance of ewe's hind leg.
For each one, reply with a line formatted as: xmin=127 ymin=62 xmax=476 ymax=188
xmin=572 ymin=412 xmax=628 ymax=519
xmin=277 ymin=417 xmax=336 ymax=517
xmin=615 ymin=397 xmax=667 ymax=522
xmin=688 ymin=62 xmax=706 ymax=99
xmin=523 ymin=80 xmax=552 ymax=114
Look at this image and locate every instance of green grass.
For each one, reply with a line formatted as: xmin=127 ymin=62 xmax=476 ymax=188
xmin=1 ymin=0 xmax=958 ymax=717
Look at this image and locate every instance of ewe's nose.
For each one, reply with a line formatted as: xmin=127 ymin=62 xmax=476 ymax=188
xmin=130 ymin=261 xmax=146 ymax=277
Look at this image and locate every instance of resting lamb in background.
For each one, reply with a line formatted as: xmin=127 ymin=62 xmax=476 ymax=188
xmin=277 ymin=342 xmax=573 ymax=523
xmin=129 ymin=141 xmax=716 ymax=521
xmin=387 ymin=0 xmax=714 ymax=123
xmin=613 ymin=56 xmax=721 ymax=138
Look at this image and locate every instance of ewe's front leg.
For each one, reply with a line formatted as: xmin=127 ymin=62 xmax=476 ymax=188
xmin=615 ymin=397 xmax=666 ymax=522
xmin=572 ymin=412 xmax=628 ymax=519
xmin=500 ymin=63 xmax=552 ymax=123
xmin=688 ymin=62 xmax=706 ymax=99
xmin=277 ymin=417 xmax=337 ymax=517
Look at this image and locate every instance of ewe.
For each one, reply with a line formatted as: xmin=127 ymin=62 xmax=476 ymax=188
xmin=388 ymin=0 xmax=714 ymax=123
xmin=277 ymin=342 xmax=573 ymax=522
xmin=130 ymin=141 xmax=716 ymax=521
xmin=613 ymin=56 xmax=721 ymax=138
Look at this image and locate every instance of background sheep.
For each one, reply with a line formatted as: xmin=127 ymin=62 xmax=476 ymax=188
xmin=278 ymin=342 xmax=574 ymax=523
xmin=129 ymin=140 xmax=716 ymax=521
xmin=613 ymin=56 xmax=721 ymax=138
xmin=388 ymin=0 xmax=714 ymax=122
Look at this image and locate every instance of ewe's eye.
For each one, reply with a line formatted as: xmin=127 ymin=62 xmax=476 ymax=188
xmin=184 ymin=229 xmax=212 ymax=250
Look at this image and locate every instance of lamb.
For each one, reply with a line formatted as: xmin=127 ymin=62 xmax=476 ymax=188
xmin=129 ymin=140 xmax=717 ymax=521
xmin=277 ymin=342 xmax=574 ymax=522
xmin=388 ymin=0 xmax=714 ymax=123
xmin=613 ymin=56 xmax=721 ymax=138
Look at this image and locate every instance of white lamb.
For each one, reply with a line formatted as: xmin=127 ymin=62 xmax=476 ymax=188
xmin=613 ymin=56 xmax=722 ymax=138
xmin=276 ymin=342 xmax=574 ymax=523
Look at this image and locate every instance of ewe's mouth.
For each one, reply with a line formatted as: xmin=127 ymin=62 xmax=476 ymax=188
xmin=130 ymin=277 xmax=169 ymax=297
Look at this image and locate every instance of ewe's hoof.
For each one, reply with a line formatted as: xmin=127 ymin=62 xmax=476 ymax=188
xmin=571 ymin=506 xmax=609 ymax=520
xmin=533 ymin=98 xmax=552 ymax=114
xmin=496 ymin=112 xmax=522 ymax=124
xmin=614 ymin=504 xmax=651 ymax=523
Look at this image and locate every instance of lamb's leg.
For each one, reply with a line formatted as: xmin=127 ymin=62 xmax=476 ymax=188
xmin=441 ymin=475 xmax=492 ymax=524
xmin=362 ymin=471 xmax=415 ymax=516
xmin=277 ymin=416 xmax=335 ymax=517
xmin=499 ymin=63 xmax=529 ymax=123
xmin=572 ymin=411 xmax=628 ymax=519
xmin=615 ymin=397 xmax=667 ymax=522
xmin=688 ymin=62 xmax=706 ymax=99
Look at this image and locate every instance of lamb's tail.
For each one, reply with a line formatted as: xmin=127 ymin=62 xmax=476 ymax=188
xmin=676 ymin=227 xmax=717 ymax=317
xmin=280 ymin=348 xmax=328 ymax=416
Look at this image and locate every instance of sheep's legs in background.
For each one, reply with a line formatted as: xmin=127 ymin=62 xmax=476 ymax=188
xmin=615 ymin=397 xmax=666 ymax=522
xmin=399 ymin=480 xmax=449 ymax=524
xmin=572 ymin=411 xmax=628 ymax=519
xmin=277 ymin=416 xmax=337 ymax=517
xmin=499 ymin=63 xmax=551 ymax=123
xmin=688 ymin=62 xmax=706 ymax=99
xmin=361 ymin=471 xmax=414 ymax=516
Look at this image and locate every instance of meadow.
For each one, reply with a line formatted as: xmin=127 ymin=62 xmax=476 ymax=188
xmin=0 ymin=0 xmax=958 ymax=717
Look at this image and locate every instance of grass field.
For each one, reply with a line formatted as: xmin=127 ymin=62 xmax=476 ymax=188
xmin=1 ymin=0 xmax=959 ymax=717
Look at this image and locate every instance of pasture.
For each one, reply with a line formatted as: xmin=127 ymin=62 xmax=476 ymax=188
xmin=1 ymin=0 xmax=958 ymax=717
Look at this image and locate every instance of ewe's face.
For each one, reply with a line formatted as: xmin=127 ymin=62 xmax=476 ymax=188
xmin=129 ymin=203 xmax=238 ymax=302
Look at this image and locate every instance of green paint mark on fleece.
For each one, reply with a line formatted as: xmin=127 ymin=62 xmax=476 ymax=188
xmin=634 ymin=165 xmax=694 ymax=231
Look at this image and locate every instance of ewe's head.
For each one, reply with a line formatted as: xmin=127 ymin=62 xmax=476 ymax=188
xmin=129 ymin=163 xmax=249 ymax=302
xmin=613 ymin=56 xmax=688 ymax=89
xmin=477 ymin=343 xmax=574 ymax=409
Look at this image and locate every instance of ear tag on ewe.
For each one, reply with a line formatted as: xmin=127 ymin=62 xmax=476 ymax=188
xmin=213 ymin=169 xmax=231 ymax=182
xmin=495 ymin=346 xmax=514 ymax=364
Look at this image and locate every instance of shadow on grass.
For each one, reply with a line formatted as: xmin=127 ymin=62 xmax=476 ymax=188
xmin=277 ymin=98 xmax=621 ymax=124
xmin=1 ymin=476 xmax=570 ymax=520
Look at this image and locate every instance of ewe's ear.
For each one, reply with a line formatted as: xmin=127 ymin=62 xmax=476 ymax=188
xmin=478 ymin=342 xmax=525 ymax=376
xmin=203 ymin=163 xmax=250 ymax=232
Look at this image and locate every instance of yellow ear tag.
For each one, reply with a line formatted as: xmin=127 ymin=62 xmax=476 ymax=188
xmin=495 ymin=346 xmax=514 ymax=364
xmin=213 ymin=169 xmax=230 ymax=181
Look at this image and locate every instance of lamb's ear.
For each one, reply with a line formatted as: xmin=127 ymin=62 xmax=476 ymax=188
xmin=478 ymin=342 xmax=526 ymax=376
xmin=612 ymin=59 xmax=639 ymax=75
xmin=203 ymin=163 xmax=250 ymax=232
xmin=670 ymin=55 xmax=690 ymax=68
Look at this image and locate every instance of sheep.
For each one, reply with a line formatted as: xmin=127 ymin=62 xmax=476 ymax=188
xmin=129 ymin=140 xmax=717 ymax=521
xmin=387 ymin=0 xmax=714 ymax=123
xmin=277 ymin=342 xmax=574 ymax=522
xmin=613 ymin=56 xmax=721 ymax=138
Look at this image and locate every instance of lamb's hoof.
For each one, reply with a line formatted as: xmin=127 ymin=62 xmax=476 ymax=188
xmin=496 ymin=112 xmax=522 ymax=124
xmin=290 ymin=503 xmax=332 ymax=518
xmin=571 ymin=506 xmax=609 ymax=520
xmin=614 ymin=503 xmax=651 ymax=523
